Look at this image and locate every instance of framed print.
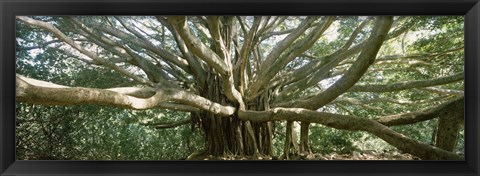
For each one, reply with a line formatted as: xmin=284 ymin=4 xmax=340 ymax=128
xmin=1 ymin=0 xmax=479 ymax=176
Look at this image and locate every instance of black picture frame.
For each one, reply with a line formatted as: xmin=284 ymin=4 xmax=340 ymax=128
xmin=1 ymin=0 xmax=479 ymax=176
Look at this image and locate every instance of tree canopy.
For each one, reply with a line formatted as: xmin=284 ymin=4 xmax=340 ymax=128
xmin=16 ymin=16 xmax=464 ymax=160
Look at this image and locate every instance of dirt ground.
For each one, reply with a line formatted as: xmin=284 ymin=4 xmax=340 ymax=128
xmin=186 ymin=150 xmax=421 ymax=160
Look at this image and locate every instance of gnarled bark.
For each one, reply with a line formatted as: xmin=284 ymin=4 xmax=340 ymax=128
xmin=435 ymin=98 xmax=464 ymax=152
xmin=16 ymin=16 xmax=464 ymax=160
xmin=238 ymin=108 xmax=463 ymax=160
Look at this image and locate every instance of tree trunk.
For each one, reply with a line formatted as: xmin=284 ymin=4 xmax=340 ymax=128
xmin=281 ymin=120 xmax=300 ymax=159
xmin=192 ymin=73 xmax=274 ymax=157
xmin=299 ymin=122 xmax=312 ymax=154
xmin=435 ymin=102 xmax=464 ymax=152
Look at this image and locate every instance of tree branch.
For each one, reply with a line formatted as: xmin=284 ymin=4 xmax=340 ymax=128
xmin=274 ymin=43 xmax=364 ymax=101
xmin=167 ymin=16 xmax=246 ymax=109
xmin=238 ymin=107 xmax=463 ymax=160
xmin=167 ymin=16 xmax=230 ymax=77
xmin=235 ymin=16 xmax=261 ymax=95
xmin=348 ymin=72 xmax=464 ymax=92
xmin=375 ymin=46 xmax=463 ymax=62
xmin=17 ymin=16 xmax=156 ymax=87
xmin=70 ymin=17 xmax=191 ymax=74
xmin=339 ymin=17 xmax=372 ymax=51
xmin=419 ymin=87 xmax=464 ymax=96
xmin=271 ymin=16 xmax=412 ymax=97
xmin=16 ymin=75 xmax=234 ymax=116
xmin=167 ymin=22 xmax=208 ymax=87
xmin=280 ymin=16 xmax=394 ymax=110
xmin=16 ymin=74 xmax=165 ymax=109
xmin=333 ymin=95 xmax=453 ymax=106
xmin=206 ymin=16 xmax=228 ymax=60
xmin=141 ymin=118 xmax=192 ymax=129
xmin=71 ymin=20 xmax=171 ymax=84
xmin=375 ymin=96 xmax=464 ymax=126
xmin=248 ymin=17 xmax=320 ymax=100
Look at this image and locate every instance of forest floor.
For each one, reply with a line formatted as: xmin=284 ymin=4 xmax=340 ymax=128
xmin=187 ymin=150 xmax=421 ymax=160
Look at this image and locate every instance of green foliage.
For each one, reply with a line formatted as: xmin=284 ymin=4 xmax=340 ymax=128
xmin=309 ymin=124 xmax=361 ymax=154
xmin=456 ymin=129 xmax=465 ymax=155
xmin=16 ymin=103 xmax=203 ymax=160
xmin=16 ymin=103 xmax=77 ymax=160
xmin=352 ymin=132 xmax=395 ymax=153
xmin=16 ymin=39 xmax=204 ymax=160
xmin=391 ymin=119 xmax=438 ymax=144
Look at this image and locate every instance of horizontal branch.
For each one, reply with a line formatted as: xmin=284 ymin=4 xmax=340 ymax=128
xmin=155 ymin=103 xmax=199 ymax=112
xmin=105 ymin=87 xmax=157 ymax=98
xmin=376 ymin=46 xmax=463 ymax=61
xmin=16 ymin=74 xmax=165 ymax=109
xmin=141 ymin=118 xmax=192 ymax=129
xmin=348 ymin=72 xmax=464 ymax=92
xmin=419 ymin=87 xmax=464 ymax=96
xmin=16 ymin=75 xmax=233 ymax=116
xmin=374 ymin=59 xmax=433 ymax=66
xmin=238 ymin=107 xmax=463 ymax=160
xmin=376 ymin=96 xmax=464 ymax=126
xmin=333 ymin=95 xmax=452 ymax=106
xmin=333 ymin=101 xmax=383 ymax=111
